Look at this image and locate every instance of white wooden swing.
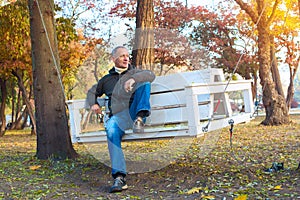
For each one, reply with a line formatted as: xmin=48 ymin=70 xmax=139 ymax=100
xmin=66 ymin=68 xmax=254 ymax=143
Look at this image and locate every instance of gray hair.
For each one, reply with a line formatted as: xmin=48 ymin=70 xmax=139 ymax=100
xmin=111 ymin=46 xmax=128 ymax=58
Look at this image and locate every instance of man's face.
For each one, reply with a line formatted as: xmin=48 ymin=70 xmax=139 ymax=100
xmin=112 ymin=48 xmax=130 ymax=69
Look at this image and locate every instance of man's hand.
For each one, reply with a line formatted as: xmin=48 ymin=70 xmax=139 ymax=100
xmin=124 ymin=78 xmax=136 ymax=92
xmin=91 ymin=104 xmax=102 ymax=114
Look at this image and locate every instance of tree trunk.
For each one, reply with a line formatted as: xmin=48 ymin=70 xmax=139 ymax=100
xmin=286 ymin=57 xmax=299 ymax=111
xmin=270 ymin=37 xmax=285 ymax=97
xmin=234 ymin=0 xmax=290 ymax=125
xmin=12 ymin=70 xmax=36 ymax=134
xmin=257 ymin=17 xmax=289 ymax=125
xmin=0 ymin=79 xmax=7 ymax=137
xmin=11 ymin=82 xmax=15 ymax=125
xmin=298 ymin=0 xmax=300 ymax=16
xmin=28 ymin=0 xmax=77 ymax=159
xmin=11 ymin=89 xmax=22 ymax=130
xmin=132 ymin=0 xmax=154 ymax=70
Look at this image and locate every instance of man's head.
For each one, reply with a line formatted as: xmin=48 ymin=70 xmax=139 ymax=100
xmin=111 ymin=46 xmax=130 ymax=69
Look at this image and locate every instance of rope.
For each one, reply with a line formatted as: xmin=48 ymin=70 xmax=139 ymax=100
xmin=223 ymin=4 xmax=267 ymax=93
xmin=36 ymin=0 xmax=66 ymax=98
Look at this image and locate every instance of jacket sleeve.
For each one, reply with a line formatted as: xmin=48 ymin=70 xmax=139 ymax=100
xmin=130 ymin=69 xmax=156 ymax=83
xmin=85 ymin=84 xmax=97 ymax=107
xmin=85 ymin=77 xmax=105 ymax=107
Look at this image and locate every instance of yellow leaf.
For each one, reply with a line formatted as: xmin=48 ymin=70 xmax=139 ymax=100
xmin=201 ymin=195 xmax=216 ymax=199
xmin=186 ymin=187 xmax=202 ymax=194
xmin=29 ymin=165 xmax=41 ymax=170
xmin=271 ymin=185 xmax=282 ymax=190
xmin=234 ymin=194 xmax=248 ymax=200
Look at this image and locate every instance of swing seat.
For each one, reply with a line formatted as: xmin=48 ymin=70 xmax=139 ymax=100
xmin=67 ymin=68 xmax=255 ymax=143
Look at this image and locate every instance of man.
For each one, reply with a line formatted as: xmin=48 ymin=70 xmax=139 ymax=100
xmin=91 ymin=46 xmax=155 ymax=193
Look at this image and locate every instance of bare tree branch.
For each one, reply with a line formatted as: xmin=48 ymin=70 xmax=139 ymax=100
xmin=234 ymin=0 xmax=259 ymax=23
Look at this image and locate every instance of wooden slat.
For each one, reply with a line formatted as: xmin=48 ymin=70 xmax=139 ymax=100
xmin=150 ymin=90 xmax=186 ymax=107
xmin=74 ymin=125 xmax=190 ymax=143
xmin=151 ymin=68 xmax=222 ymax=93
xmin=72 ymin=112 xmax=253 ymax=143
xmin=186 ymin=80 xmax=252 ymax=95
xmin=146 ymin=107 xmax=187 ymax=125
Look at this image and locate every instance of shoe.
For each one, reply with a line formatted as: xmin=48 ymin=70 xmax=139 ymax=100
xmin=109 ymin=176 xmax=128 ymax=193
xmin=133 ymin=116 xmax=144 ymax=133
xmin=264 ymin=162 xmax=284 ymax=173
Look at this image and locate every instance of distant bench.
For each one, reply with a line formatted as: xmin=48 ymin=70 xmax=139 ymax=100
xmin=67 ymin=68 xmax=254 ymax=143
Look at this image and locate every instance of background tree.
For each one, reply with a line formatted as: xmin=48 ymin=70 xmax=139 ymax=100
xmin=0 ymin=0 xmax=95 ymax=135
xmin=190 ymin=3 xmax=259 ymax=98
xmin=0 ymin=0 xmax=98 ymax=136
xmin=55 ymin=17 xmax=101 ymax=100
xmin=0 ymin=79 xmax=7 ymax=136
xmin=234 ymin=0 xmax=299 ymax=125
xmin=132 ymin=0 xmax=154 ymax=70
xmin=110 ymin=0 xmax=211 ymax=74
xmin=55 ymin=0 xmax=108 ymax=38
xmin=271 ymin=0 xmax=300 ymax=111
xmin=54 ymin=1 xmax=104 ymax=99
xmin=28 ymin=0 xmax=77 ymax=159
xmin=0 ymin=0 xmax=33 ymax=135
xmin=74 ymin=45 xmax=112 ymax=99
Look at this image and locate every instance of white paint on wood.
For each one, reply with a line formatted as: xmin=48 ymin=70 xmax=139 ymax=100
xmin=66 ymin=68 xmax=254 ymax=143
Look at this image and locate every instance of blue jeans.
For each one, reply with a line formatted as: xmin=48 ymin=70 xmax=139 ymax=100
xmin=105 ymin=82 xmax=151 ymax=177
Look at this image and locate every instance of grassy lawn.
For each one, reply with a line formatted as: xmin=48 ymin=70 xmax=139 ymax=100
xmin=0 ymin=116 xmax=299 ymax=199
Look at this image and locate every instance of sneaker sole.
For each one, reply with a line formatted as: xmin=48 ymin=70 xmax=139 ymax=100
xmin=109 ymin=185 xmax=128 ymax=193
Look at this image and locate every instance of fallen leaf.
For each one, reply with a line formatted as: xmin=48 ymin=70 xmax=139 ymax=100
xmin=270 ymin=185 xmax=282 ymax=190
xmin=201 ymin=195 xmax=216 ymax=199
xmin=234 ymin=194 xmax=248 ymax=200
xmin=186 ymin=187 xmax=202 ymax=194
xmin=29 ymin=165 xmax=41 ymax=170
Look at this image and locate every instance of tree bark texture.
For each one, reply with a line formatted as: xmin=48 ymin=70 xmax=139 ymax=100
xmin=132 ymin=0 xmax=154 ymax=70
xmin=28 ymin=0 xmax=77 ymax=159
xmin=0 ymin=79 xmax=7 ymax=137
xmin=256 ymin=8 xmax=289 ymax=125
xmin=270 ymin=37 xmax=284 ymax=97
xmin=298 ymin=0 xmax=300 ymax=16
xmin=235 ymin=0 xmax=289 ymax=125
xmin=12 ymin=70 xmax=37 ymax=134
xmin=286 ymin=59 xmax=298 ymax=111
xmin=285 ymin=41 xmax=299 ymax=111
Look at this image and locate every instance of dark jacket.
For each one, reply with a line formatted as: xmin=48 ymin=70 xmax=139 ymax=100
xmin=92 ymin=65 xmax=155 ymax=114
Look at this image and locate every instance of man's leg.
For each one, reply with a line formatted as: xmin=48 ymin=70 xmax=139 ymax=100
xmin=105 ymin=110 xmax=132 ymax=193
xmin=130 ymin=82 xmax=151 ymax=132
xmin=105 ymin=111 xmax=132 ymax=177
xmin=130 ymin=82 xmax=151 ymax=119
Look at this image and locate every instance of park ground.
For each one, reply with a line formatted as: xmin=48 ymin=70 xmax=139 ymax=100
xmin=0 ymin=116 xmax=299 ymax=199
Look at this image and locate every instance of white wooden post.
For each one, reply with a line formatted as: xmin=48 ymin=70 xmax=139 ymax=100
xmin=66 ymin=100 xmax=85 ymax=143
xmin=209 ymin=93 xmax=215 ymax=118
xmin=243 ymin=87 xmax=254 ymax=114
xmin=223 ymin=92 xmax=232 ymax=117
xmin=185 ymin=85 xmax=203 ymax=137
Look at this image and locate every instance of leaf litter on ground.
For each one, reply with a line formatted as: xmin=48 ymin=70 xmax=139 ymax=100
xmin=0 ymin=116 xmax=299 ymax=199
